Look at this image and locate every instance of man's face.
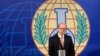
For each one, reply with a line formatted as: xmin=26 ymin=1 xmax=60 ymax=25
xmin=58 ymin=24 xmax=67 ymax=35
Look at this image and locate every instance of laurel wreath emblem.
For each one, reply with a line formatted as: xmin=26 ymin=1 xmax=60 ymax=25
xmin=34 ymin=10 xmax=48 ymax=51
xmin=75 ymin=10 xmax=88 ymax=51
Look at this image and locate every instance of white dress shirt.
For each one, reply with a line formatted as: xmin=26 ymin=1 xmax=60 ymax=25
xmin=58 ymin=33 xmax=64 ymax=47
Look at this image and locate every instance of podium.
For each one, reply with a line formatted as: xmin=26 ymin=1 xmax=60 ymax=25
xmin=58 ymin=50 xmax=65 ymax=56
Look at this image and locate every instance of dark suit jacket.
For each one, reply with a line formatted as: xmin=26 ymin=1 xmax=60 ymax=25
xmin=49 ymin=34 xmax=75 ymax=56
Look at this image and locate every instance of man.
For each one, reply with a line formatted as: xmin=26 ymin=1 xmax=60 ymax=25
xmin=49 ymin=23 xmax=75 ymax=56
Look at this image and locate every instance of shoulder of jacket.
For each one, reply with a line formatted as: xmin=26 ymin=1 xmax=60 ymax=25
xmin=65 ymin=34 xmax=71 ymax=39
xmin=49 ymin=34 xmax=57 ymax=39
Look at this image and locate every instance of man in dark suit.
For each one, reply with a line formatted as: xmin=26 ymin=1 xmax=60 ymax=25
xmin=49 ymin=23 xmax=75 ymax=56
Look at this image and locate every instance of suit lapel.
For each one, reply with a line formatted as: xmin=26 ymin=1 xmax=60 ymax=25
xmin=64 ymin=34 xmax=67 ymax=49
xmin=55 ymin=34 xmax=60 ymax=49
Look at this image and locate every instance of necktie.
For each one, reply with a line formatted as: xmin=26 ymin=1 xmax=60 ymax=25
xmin=60 ymin=37 xmax=64 ymax=48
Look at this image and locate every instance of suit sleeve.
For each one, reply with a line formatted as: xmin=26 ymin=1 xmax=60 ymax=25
xmin=49 ymin=38 xmax=56 ymax=56
xmin=69 ymin=36 xmax=75 ymax=56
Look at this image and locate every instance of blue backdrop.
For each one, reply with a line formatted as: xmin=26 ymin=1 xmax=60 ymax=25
xmin=0 ymin=0 xmax=100 ymax=56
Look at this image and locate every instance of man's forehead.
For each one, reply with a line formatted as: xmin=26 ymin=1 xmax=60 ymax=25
xmin=59 ymin=23 xmax=66 ymax=27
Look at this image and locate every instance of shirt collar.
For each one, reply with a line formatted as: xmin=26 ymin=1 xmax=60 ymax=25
xmin=58 ymin=33 xmax=64 ymax=38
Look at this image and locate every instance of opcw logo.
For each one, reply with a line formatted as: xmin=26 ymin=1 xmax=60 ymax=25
xmin=31 ymin=0 xmax=90 ymax=56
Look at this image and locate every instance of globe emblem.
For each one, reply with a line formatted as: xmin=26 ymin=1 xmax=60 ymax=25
xmin=31 ymin=0 xmax=90 ymax=56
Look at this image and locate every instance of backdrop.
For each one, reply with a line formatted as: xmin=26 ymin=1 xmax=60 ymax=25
xmin=0 ymin=0 xmax=100 ymax=56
